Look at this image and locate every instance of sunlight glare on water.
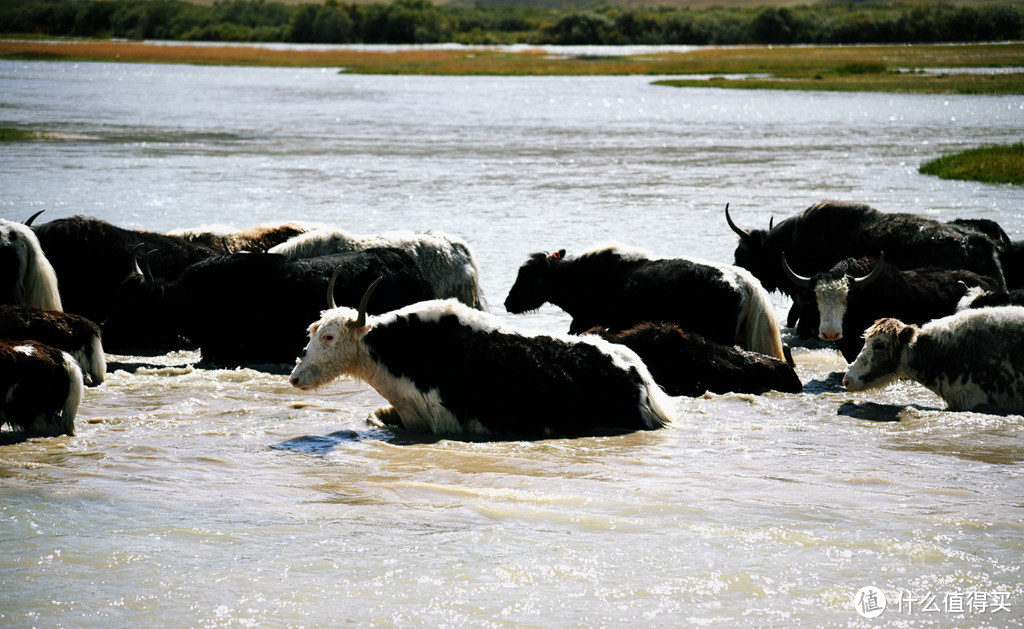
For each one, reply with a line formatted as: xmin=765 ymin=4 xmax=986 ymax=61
xmin=0 ymin=58 xmax=1022 ymax=628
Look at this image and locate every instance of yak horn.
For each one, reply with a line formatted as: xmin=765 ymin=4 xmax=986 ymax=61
xmin=130 ymin=245 xmax=158 ymax=282
xmin=131 ymin=244 xmax=147 ymax=277
xmin=724 ymin=203 xmax=749 ymax=240
xmin=326 ymin=266 xmax=342 ymax=309
xmin=851 ymin=252 xmax=885 ymax=287
xmin=24 ymin=210 xmax=44 ymax=226
xmin=781 ymin=252 xmax=813 ymax=288
xmin=348 ymin=276 xmax=384 ymax=330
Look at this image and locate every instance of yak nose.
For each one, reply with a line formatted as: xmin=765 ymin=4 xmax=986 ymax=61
xmin=820 ymin=329 xmax=843 ymax=341
xmin=842 ymin=376 xmax=853 ymax=390
xmin=289 ymin=375 xmax=301 ymax=388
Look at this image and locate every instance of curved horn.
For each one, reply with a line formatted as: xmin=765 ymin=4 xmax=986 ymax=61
xmin=851 ymin=252 xmax=885 ymax=287
xmin=781 ymin=252 xmax=813 ymax=288
xmin=141 ymin=249 xmax=158 ymax=283
xmin=326 ymin=266 xmax=342 ymax=309
xmin=131 ymin=244 xmax=147 ymax=277
xmin=724 ymin=203 xmax=749 ymax=240
xmin=348 ymin=276 xmax=383 ymax=330
xmin=24 ymin=210 xmax=45 ymax=226
xmin=769 ymin=216 xmax=775 ymax=231
xmin=130 ymin=244 xmax=158 ymax=282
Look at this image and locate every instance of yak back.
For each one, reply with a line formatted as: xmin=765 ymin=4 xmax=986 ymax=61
xmin=174 ymin=248 xmax=433 ymax=367
xmin=364 ymin=311 xmax=655 ymax=436
xmin=589 ymin=323 xmax=802 ymax=396
xmin=550 ymin=248 xmax=744 ymax=343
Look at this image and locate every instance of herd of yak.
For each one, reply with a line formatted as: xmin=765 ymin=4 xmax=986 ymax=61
xmin=2 ymin=200 xmax=1024 ymax=440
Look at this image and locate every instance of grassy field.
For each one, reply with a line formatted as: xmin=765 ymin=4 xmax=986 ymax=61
xmin=1 ymin=39 xmax=1022 ymax=94
xmin=919 ymin=143 xmax=1024 ymax=185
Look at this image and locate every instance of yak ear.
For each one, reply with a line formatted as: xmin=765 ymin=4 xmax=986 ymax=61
xmin=553 ymin=249 xmax=566 ymax=260
xmin=897 ymin=325 xmax=917 ymax=346
xmin=348 ymin=321 xmax=371 ymax=337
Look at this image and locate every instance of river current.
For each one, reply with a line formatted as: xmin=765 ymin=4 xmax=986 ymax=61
xmin=1 ymin=57 xmax=1022 ymax=627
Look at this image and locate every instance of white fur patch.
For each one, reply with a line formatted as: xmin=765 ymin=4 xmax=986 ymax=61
xmin=956 ymin=285 xmax=986 ymax=311
xmin=815 ymin=277 xmax=849 ymax=340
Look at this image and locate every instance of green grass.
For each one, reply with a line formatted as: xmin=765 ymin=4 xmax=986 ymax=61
xmin=0 ymin=127 xmax=53 ymax=141
xmin=919 ymin=143 xmax=1024 ymax=185
xmin=654 ymin=71 xmax=1024 ymax=95
xmin=1 ymin=39 xmax=1022 ymax=95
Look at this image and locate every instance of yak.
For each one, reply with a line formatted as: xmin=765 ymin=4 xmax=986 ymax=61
xmin=0 ymin=305 xmax=105 ymax=386
xmin=782 ymin=252 xmax=1003 ymax=361
xmin=586 ymin=322 xmax=802 ymax=397
xmin=504 ymin=243 xmax=786 ymax=361
xmin=103 ymin=248 xmax=435 ymax=366
xmin=290 ymin=279 xmax=675 ymax=437
xmin=33 ymin=215 xmax=220 ymax=328
xmin=0 ymin=339 xmax=83 ymax=438
xmin=0 ymin=217 xmax=62 ymax=311
xmin=844 ymin=306 xmax=1024 ymax=415
xmin=270 ymin=227 xmax=486 ymax=310
xmin=726 ymin=201 xmax=1007 ymax=331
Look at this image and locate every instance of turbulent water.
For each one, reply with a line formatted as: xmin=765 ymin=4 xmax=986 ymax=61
xmin=1 ymin=57 xmax=1023 ymax=628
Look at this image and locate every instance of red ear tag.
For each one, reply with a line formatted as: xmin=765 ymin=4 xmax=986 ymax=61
xmin=551 ymin=251 xmax=562 ymax=260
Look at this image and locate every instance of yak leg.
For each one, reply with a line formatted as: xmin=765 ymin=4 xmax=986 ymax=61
xmin=373 ymin=406 xmax=406 ymax=429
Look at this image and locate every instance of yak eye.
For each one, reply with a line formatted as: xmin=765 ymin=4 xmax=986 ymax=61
xmin=322 ymin=334 xmax=334 ymax=343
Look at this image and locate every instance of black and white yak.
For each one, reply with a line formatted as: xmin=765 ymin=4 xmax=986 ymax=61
xmin=269 ymin=228 xmax=485 ymax=310
xmin=0 ymin=339 xmax=83 ymax=438
xmin=586 ymin=322 xmax=802 ymax=397
xmin=781 ymin=252 xmax=1003 ymax=361
xmin=0 ymin=217 xmax=62 ymax=311
xmin=104 ymin=248 xmax=435 ymax=366
xmin=844 ymin=306 xmax=1024 ymax=414
xmin=0 ymin=305 xmax=105 ymax=386
xmin=289 ymin=279 xmax=675 ymax=437
xmin=504 ymin=244 xmax=786 ymax=361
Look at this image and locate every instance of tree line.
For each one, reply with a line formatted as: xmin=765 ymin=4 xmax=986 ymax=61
xmin=1 ymin=0 xmax=1021 ymax=46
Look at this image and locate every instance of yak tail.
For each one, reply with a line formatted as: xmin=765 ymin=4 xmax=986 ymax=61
xmin=737 ymin=273 xmax=786 ymax=361
xmin=633 ymin=363 xmax=676 ymax=429
xmin=21 ymin=232 xmax=63 ymax=311
xmin=639 ymin=380 xmax=676 ymax=429
xmin=77 ymin=333 xmax=107 ymax=387
xmin=59 ymin=352 xmax=83 ymax=436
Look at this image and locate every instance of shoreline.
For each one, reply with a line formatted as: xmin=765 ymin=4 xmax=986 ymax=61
xmin=2 ymin=38 xmax=1023 ymax=94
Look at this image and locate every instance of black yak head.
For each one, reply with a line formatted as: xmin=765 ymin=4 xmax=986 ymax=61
xmin=101 ymin=255 xmax=185 ymax=355
xmin=504 ymin=249 xmax=564 ymax=314
xmin=726 ymin=203 xmax=793 ymax=293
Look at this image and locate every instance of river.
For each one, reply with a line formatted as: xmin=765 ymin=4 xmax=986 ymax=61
xmin=1 ymin=58 xmax=1022 ymax=627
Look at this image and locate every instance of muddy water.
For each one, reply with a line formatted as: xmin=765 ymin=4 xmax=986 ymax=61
xmin=1 ymin=58 xmax=1022 ymax=627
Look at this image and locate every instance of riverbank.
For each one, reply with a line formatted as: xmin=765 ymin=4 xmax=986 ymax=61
xmin=1 ymin=38 xmax=1023 ymax=93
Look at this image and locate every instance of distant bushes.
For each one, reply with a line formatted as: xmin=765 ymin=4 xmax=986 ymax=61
xmin=1 ymin=0 xmax=1021 ymax=45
